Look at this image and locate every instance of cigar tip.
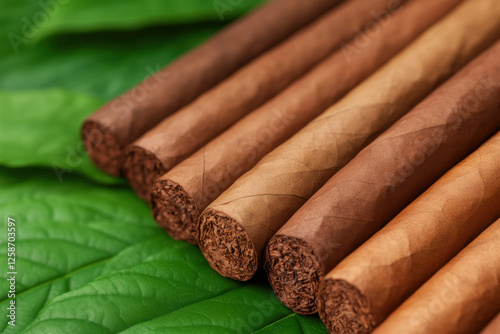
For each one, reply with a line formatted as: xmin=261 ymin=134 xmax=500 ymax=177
xmin=123 ymin=145 xmax=167 ymax=203
xmin=317 ymin=278 xmax=375 ymax=334
xmin=151 ymin=178 xmax=199 ymax=244
xmin=81 ymin=120 xmax=123 ymax=177
xmin=198 ymin=208 xmax=257 ymax=281
xmin=265 ymin=234 xmax=323 ymax=315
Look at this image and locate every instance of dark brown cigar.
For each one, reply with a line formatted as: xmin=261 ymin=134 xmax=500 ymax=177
xmin=81 ymin=0 xmax=338 ymax=176
xmin=123 ymin=0 xmax=405 ymax=202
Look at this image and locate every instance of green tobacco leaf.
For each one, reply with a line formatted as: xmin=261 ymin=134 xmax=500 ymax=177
xmin=32 ymin=0 xmax=265 ymax=41
xmin=22 ymin=239 xmax=328 ymax=333
xmin=0 ymin=89 xmax=121 ymax=183
xmin=121 ymin=285 xmax=290 ymax=334
xmin=1 ymin=0 xmax=264 ymax=57
xmin=1 ymin=262 xmax=106 ymax=333
xmin=120 ymin=285 xmax=328 ymax=334
xmin=0 ymin=25 xmax=219 ymax=101
xmin=99 ymin=236 xmax=169 ymax=276
xmin=22 ymin=242 xmax=242 ymax=333
xmin=0 ymin=169 xmax=326 ymax=333
xmin=0 ymin=168 xmax=161 ymax=333
xmin=254 ymin=314 xmax=328 ymax=334
xmin=0 ymin=0 xmax=41 ymax=56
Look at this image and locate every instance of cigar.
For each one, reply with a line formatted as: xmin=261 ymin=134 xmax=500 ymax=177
xmin=197 ymin=0 xmax=497 ymax=286
xmin=81 ymin=0 xmax=337 ymax=177
xmin=371 ymin=218 xmax=500 ymax=334
xmin=265 ymin=34 xmax=500 ymax=315
xmin=317 ymin=131 xmax=500 ymax=333
xmin=480 ymin=313 xmax=500 ymax=334
xmin=123 ymin=0 xmax=404 ymax=201
xmin=152 ymin=0 xmax=456 ymax=244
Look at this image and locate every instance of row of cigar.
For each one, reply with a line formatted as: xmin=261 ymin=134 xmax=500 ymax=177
xmin=82 ymin=0 xmax=500 ymax=333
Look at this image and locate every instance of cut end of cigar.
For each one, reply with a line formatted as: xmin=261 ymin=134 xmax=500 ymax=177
xmin=198 ymin=208 xmax=257 ymax=281
xmin=81 ymin=120 xmax=123 ymax=177
xmin=151 ymin=179 xmax=199 ymax=244
xmin=123 ymin=146 xmax=167 ymax=202
xmin=318 ymin=278 xmax=375 ymax=334
xmin=265 ymin=235 xmax=323 ymax=315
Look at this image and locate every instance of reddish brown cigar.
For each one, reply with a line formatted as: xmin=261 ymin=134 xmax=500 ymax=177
xmin=81 ymin=0 xmax=338 ymax=176
xmin=122 ymin=0 xmax=409 ymax=202
xmin=151 ymin=0 xmax=461 ymax=244
xmin=317 ymin=131 xmax=500 ymax=333
xmin=481 ymin=313 xmax=500 ymax=334
xmin=197 ymin=0 xmax=497 ymax=285
xmin=266 ymin=36 xmax=500 ymax=314
xmin=371 ymin=218 xmax=500 ymax=334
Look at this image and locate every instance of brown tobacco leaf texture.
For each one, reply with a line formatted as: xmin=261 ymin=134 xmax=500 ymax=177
xmin=372 ymin=217 xmax=500 ymax=334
